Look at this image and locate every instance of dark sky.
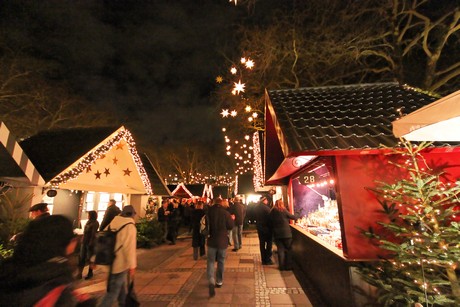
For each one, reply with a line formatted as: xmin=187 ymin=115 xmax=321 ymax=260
xmin=0 ymin=0 xmax=246 ymax=150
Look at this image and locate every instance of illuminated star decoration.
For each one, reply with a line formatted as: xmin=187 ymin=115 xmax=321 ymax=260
xmin=245 ymin=59 xmax=254 ymax=69
xmin=233 ymin=80 xmax=245 ymax=95
xmin=104 ymin=168 xmax=110 ymax=177
xmin=230 ymin=67 xmax=237 ymax=74
xmin=221 ymin=109 xmax=230 ymax=118
xmin=112 ymin=157 xmax=118 ymax=165
xmin=245 ymin=105 xmax=251 ymax=112
xmin=123 ymin=168 xmax=132 ymax=176
xmin=216 ymin=75 xmax=223 ymax=83
xmin=230 ymin=110 xmax=237 ymax=117
xmin=94 ymin=170 xmax=102 ymax=179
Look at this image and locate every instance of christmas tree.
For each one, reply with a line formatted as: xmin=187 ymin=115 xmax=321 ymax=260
xmin=356 ymin=140 xmax=460 ymax=306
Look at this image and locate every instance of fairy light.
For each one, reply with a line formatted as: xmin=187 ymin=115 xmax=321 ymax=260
xmin=253 ymin=132 xmax=264 ymax=189
xmin=50 ymin=127 xmax=153 ymax=195
xmin=230 ymin=110 xmax=237 ymax=117
xmin=245 ymin=105 xmax=252 ymax=112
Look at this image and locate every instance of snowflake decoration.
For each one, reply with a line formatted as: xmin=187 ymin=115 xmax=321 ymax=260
xmin=233 ymin=80 xmax=245 ymax=94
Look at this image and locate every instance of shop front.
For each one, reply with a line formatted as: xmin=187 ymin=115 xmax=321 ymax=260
xmin=263 ymin=83 xmax=460 ymax=306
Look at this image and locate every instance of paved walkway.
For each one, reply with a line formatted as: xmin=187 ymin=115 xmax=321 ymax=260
xmin=76 ymin=232 xmax=314 ymax=306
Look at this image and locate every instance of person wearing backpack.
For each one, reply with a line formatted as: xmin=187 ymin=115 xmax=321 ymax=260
xmin=99 ymin=205 xmax=137 ymax=307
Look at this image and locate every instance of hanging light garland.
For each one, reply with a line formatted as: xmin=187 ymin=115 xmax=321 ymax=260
xmin=49 ymin=127 xmax=153 ymax=195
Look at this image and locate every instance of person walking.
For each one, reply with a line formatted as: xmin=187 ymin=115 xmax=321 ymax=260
xmin=77 ymin=210 xmax=99 ymax=280
xmin=99 ymin=205 xmax=137 ymax=307
xmin=191 ymin=200 xmax=206 ymax=260
xmin=206 ymin=198 xmax=234 ymax=297
xmin=99 ymin=199 xmax=121 ymax=231
xmin=255 ymin=195 xmax=274 ymax=265
xmin=166 ymin=199 xmax=181 ymax=245
xmin=0 ymin=215 xmax=96 ymax=306
xmin=269 ymin=199 xmax=297 ymax=271
xmin=231 ymin=196 xmax=246 ymax=251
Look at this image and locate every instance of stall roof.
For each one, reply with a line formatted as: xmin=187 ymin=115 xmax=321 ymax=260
xmin=19 ymin=126 xmax=152 ymax=194
xmin=393 ymin=89 xmax=460 ymax=141
xmin=140 ymin=154 xmax=171 ymax=196
xmin=265 ymin=82 xmax=439 ymax=184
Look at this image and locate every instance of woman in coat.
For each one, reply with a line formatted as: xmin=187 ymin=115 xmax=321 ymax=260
xmin=78 ymin=210 xmax=99 ymax=279
xmin=191 ymin=200 xmax=206 ymax=260
xmin=268 ymin=199 xmax=297 ymax=271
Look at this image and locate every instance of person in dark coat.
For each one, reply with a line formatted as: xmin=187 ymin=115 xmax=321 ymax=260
xmin=269 ymin=199 xmax=297 ymax=271
xmin=77 ymin=210 xmax=99 ymax=280
xmin=206 ymin=198 xmax=234 ymax=297
xmin=231 ymin=196 xmax=246 ymax=251
xmin=28 ymin=202 xmax=50 ymax=220
xmin=191 ymin=200 xmax=206 ymax=260
xmin=157 ymin=199 xmax=170 ymax=243
xmin=99 ymin=199 xmax=121 ymax=231
xmin=255 ymin=196 xmax=274 ymax=265
xmin=0 ymin=215 xmax=96 ymax=306
xmin=167 ymin=199 xmax=181 ymax=245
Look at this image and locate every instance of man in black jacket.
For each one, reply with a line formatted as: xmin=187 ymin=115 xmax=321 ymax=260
xmin=206 ymin=198 xmax=234 ymax=297
xmin=255 ymin=196 xmax=274 ymax=265
xmin=99 ymin=199 xmax=121 ymax=231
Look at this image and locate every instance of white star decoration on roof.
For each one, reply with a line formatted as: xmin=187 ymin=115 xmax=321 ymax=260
xmin=233 ymin=80 xmax=245 ymax=95
xmin=221 ymin=109 xmax=229 ymax=117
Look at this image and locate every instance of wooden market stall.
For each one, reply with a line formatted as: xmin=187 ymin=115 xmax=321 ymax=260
xmin=264 ymin=82 xmax=460 ymax=306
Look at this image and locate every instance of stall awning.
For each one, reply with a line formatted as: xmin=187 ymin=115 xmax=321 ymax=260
xmin=392 ymin=90 xmax=460 ymax=141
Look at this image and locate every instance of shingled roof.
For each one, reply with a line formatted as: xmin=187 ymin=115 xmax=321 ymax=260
xmin=266 ymin=82 xmax=438 ymax=155
xmin=19 ymin=126 xmax=117 ymax=181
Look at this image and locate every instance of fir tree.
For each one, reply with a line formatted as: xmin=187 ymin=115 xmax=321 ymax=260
xmin=356 ymin=140 xmax=460 ymax=306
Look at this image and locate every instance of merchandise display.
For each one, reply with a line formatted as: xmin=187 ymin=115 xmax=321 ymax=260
xmin=296 ymin=199 xmax=342 ymax=250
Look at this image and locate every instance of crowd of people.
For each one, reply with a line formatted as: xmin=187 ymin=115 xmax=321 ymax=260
xmin=0 ymin=194 xmax=298 ymax=303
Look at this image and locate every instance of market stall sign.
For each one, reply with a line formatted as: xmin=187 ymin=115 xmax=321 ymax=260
xmin=298 ymin=172 xmax=320 ymax=185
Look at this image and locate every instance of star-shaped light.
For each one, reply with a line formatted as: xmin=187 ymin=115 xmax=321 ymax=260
xmin=123 ymin=168 xmax=132 ymax=176
xmin=104 ymin=168 xmax=110 ymax=177
xmin=252 ymin=112 xmax=258 ymax=118
xmin=240 ymin=57 xmax=246 ymax=64
xmin=245 ymin=105 xmax=252 ymax=112
xmin=216 ymin=75 xmax=223 ymax=83
xmin=245 ymin=59 xmax=254 ymax=69
xmin=233 ymin=80 xmax=245 ymax=94
xmin=94 ymin=170 xmax=102 ymax=179
xmin=230 ymin=67 xmax=237 ymax=74
xmin=230 ymin=110 xmax=237 ymax=117
xmin=221 ymin=109 xmax=229 ymax=117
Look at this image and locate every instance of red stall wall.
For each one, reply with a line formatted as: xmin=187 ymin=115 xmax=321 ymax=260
xmin=335 ymin=150 xmax=460 ymax=260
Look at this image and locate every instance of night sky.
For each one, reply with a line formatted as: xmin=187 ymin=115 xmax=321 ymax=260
xmin=0 ymin=0 xmax=247 ymax=150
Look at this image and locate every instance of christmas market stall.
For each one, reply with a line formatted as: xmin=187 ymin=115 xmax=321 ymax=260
xmin=17 ymin=126 xmax=154 ymax=227
xmin=264 ymin=82 xmax=460 ymax=306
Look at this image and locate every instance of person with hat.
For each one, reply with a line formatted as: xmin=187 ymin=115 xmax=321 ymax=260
xmin=28 ymin=202 xmax=50 ymax=220
xmin=99 ymin=205 xmax=137 ymax=307
xmin=255 ymin=195 xmax=274 ymax=265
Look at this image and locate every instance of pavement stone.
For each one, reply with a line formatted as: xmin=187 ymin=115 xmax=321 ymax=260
xmin=75 ymin=232 xmax=315 ymax=306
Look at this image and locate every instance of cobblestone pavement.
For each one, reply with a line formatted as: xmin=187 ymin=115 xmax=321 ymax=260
xmin=75 ymin=232 xmax=314 ymax=306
